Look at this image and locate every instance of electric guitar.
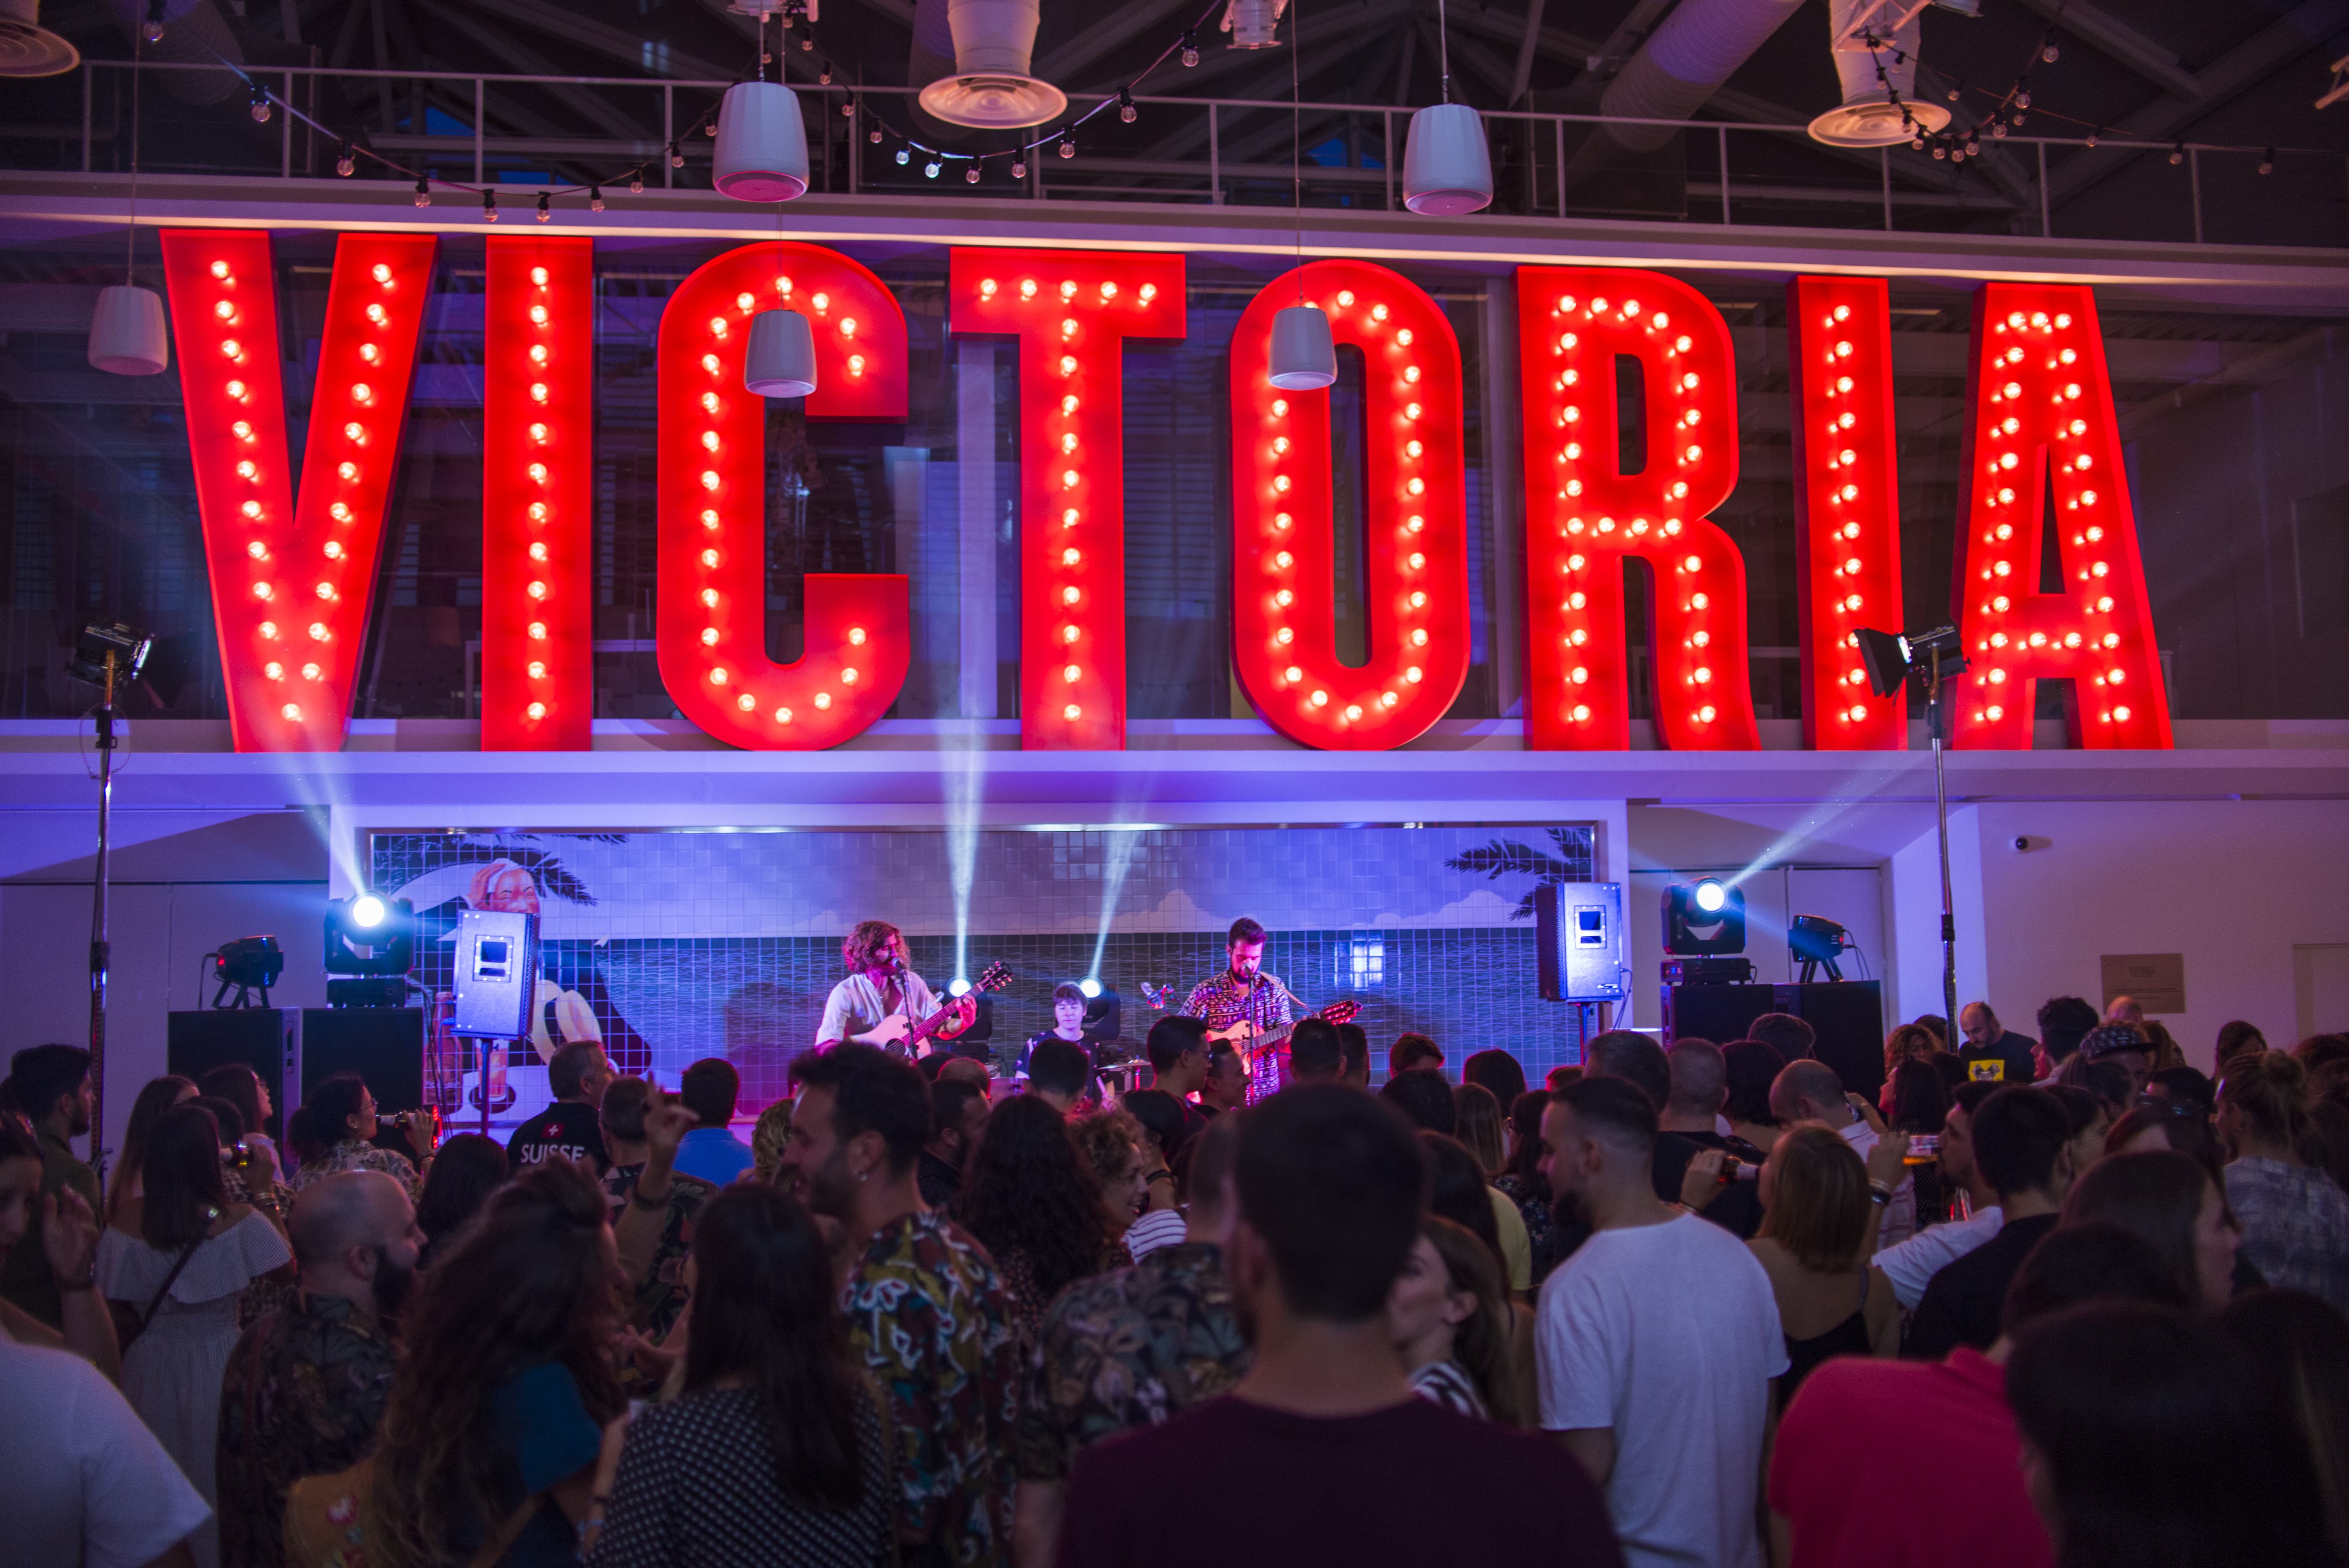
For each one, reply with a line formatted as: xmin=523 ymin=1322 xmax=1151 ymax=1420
xmin=1138 ymin=981 xmax=1362 ymax=1073
xmin=864 ymin=960 xmax=1013 ymax=1057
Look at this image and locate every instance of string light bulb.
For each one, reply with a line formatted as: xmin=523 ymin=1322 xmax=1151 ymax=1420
xmin=1119 ymin=88 xmax=1137 ymax=123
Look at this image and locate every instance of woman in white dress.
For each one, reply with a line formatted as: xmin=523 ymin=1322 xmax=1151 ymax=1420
xmin=97 ymin=1102 xmax=293 ymax=1568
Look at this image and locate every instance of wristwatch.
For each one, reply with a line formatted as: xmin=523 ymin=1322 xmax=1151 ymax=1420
xmin=1867 ymin=1181 xmax=1894 ymax=1207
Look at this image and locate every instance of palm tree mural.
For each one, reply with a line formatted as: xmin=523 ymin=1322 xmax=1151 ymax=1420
xmin=1445 ymin=827 xmax=1596 ymax=921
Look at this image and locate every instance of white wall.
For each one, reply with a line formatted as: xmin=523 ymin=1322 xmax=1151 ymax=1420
xmin=1 ymin=810 xmax=329 ymax=1166
xmin=1949 ymin=799 xmax=2349 ymax=1072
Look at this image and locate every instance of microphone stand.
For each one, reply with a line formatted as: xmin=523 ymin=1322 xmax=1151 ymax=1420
xmin=86 ymin=649 xmax=121 ymax=1183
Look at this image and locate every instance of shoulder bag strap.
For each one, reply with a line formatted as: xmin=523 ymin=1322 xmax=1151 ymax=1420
xmin=135 ymin=1238 xmax=206 ymax=1334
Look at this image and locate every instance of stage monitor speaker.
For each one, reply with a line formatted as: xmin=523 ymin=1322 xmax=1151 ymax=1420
xmin=1659 ymin=981 xmax=1886 ymax=1098
xmin=1536 ymin=882 xmax=1627 ymax=1002
xmin=451 ymin=909 xmax=540 ymax=1040
xmin=300 ymin=1008 xmax=426 ymax=1114
xmin=167 ymin=1009 xmax=298 ymax=1140
xmin=1789 ymin=981 xmax=1888 ymax=1102
xmin=1660 ymin=984 xmax=1783 ymax=1049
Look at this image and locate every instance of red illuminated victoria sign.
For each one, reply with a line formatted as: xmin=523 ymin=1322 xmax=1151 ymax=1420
xmin=158 ymin=230 xmax=2170 ymax=755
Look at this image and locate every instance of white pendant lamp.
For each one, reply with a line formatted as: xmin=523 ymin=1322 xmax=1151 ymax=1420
xmin=917 ymin=0 xmax=1066 ymax=129
xmin=713 ymin=80 xmax=810 ymax=202
xmin=1402 ymin=0 xmax=1491 ymax=215
xmin=89 ymin=27 xmax=166 ymax=376
xmin=1265 ymin=0 xmax=1332 ymax=392
xmin=744 ymin=309 xmax=817 ymax=398
xmin=1269 ymin=305 xmax=1336 ymax=390
xmin=89 ymin=283 xmax=169 ymax=375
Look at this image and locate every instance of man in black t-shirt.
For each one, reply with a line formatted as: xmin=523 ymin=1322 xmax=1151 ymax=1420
xmin=506 ymin=1039 xmax=614 ymax=1173
xmin=1657 ymin=1039 xmax=1765 ymax=1239
xmin=1957 ymin=1002 xmax=2040 ymax=1084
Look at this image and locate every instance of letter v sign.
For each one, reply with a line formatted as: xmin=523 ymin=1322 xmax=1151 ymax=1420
xmin=160 ymin=229 xmax=436 ymax=752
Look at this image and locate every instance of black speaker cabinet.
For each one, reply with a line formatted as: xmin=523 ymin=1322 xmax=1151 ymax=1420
xmin=299 ymin=1008 xmax=426 ymax=1114
xmin=1661 ymin=981 xmax=1886 ymax=1099
xmin=167 ymin=1009 xmax=298 ymax=1139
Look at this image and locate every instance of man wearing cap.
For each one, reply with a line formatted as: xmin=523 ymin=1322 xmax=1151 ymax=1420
xmin=2079 ymin=1023 xmax=2153 ymax=1099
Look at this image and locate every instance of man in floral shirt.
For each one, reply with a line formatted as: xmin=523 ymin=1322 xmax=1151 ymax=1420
xmin=1180 ymin=917 xmax=1294 ymax=1100
xmin=780 ymin=1045 xmax=1019 ymax=1568
xmin=1012 ymin=1114 xmax=1252 ymax=1566
xmin=216 ymin=1171 xmax=413 ymax=1568
xmin=597 ymin=1077 xmax=716 ymax=1344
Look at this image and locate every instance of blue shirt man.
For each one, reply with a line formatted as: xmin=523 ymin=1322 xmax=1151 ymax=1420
xmin=670 ymin=1057 xmax=756 ymax=1186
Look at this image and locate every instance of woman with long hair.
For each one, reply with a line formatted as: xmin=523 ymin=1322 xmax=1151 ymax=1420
xmin=1459 ymin=1049 xmax=1527 ymax=1118
xmin=288 ymin=1072 xmax=427 ymax=1202
xmin=1493 ymin=1091 xmax=1560 ymax=1286
xmin=586 ymin=1184 xmax=893 ymax=1568
xmin=2008 ymin=1302 xmax=2339 ymax=1568
xmin=197 ymin=1062 xmax=276 ymax=1162
xmin=1882 ymin=1023 xmax=1942 ymax=1086
xmin=1388 ymin=1215 xmax=1528 ymax=1427
xmin=413 ymin=1132 xmax=511 ymax=1268
xmin=1747 ymin=1124 xmax=1899 ymax=1408
xmin=1421 ymin=1132 xmax=1538 ymax=1418
xmin=108 ymin=1074 xmax=198 ymax=1223
xmin=2219 ymin=1052 xmax=2349 ymax=1314
xmin=96 ymin=1103 xmax=293 ymax=1568
xmin=366 ymin=1158 xmax=626 ymax=1567
xmin=954 ymin=1095 xmax=1117 ymax=1341
xmin=1452 ymin=1082 xmax=1506 ymax=1176
xmin=2064 ymin=1149 xmax=2241 ymax=1312
xmin=1070 ymin=1108 xmax=1158 ymax=1263
xmin=2104 ymin=1105 xmax=2226 ymax=1188
xmin=2220 ymin=1288 xmax=2349 ymax=1564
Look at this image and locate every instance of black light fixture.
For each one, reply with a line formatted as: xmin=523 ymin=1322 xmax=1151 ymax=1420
xmin=1664 ymin=879 xmax=1746 ymax=956
xmin=68 ymin=621 xmax=152 ymax=687
xmin=1789 ymin=914 xmax=1852 ymax=982
xmin=325 ymin=893 xmax=415 ymax=974
xmin=1854 ymin=623 xmax=1965 ymax=698
xmin=209 ymin=935 xmax=285 ymax=1008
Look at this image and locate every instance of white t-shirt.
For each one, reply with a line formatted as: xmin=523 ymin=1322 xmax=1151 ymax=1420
xmin=1537 ymin=1211 xmax=1788 ymax=1568
xmin=815 ymin=969 xmax=941 ymax=1050
xmin=1874 ymin=1203 xmax=2004 ymax=1310
xmin=0 ymin=1335 xmax=210 ymax=1568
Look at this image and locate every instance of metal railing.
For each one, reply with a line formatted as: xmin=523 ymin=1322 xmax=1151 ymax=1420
xmin=23 ymin=57 xmax=2336 ymax=242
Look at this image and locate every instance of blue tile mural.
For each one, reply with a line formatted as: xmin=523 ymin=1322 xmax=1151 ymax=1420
xmin=370 ymin=825 xmax=1599 ymax=1111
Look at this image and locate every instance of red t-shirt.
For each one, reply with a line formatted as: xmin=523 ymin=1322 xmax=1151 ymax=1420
xmin=1767 ymin=1348 xmax=2053 ymax=1568
xmin=1057 ymin=1393 xmax=1622 ymax=1568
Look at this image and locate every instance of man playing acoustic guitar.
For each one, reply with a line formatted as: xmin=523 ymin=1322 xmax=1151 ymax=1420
xmin=814 ymin=920 xmax=975 ymax=1057
xmin=1182 ymin=916 xmax=1340 ymax=1100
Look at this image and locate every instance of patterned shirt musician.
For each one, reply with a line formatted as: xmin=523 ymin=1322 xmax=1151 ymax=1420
xmin=840 ymin=1207 xmax=1020 ymax=1568
xmin=1014 ymin=1242 xmax=1253 ymax=1485
xmin=1180 ymin=969 xmax=1294 ymax=1099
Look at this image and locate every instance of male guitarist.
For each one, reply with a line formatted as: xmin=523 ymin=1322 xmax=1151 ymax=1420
xmin=815 ymin=920 xmax=974 ymax=1056
xmin=1180 ymin=917 xmax=1294 ymax=1097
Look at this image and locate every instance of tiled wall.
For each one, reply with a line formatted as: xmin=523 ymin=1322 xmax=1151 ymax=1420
xmin=372 ymin=824 xmax=1597 ymax=1109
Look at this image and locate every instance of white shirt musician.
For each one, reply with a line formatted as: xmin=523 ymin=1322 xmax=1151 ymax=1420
xmin=815 ymin=920 xmax=972 ymax=1055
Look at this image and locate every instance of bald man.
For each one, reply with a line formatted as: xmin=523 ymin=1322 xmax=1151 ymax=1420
xmin=217 ymin=1171 xmax=418 ymax=1568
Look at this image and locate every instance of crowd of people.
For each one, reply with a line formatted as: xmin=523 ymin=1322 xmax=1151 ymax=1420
xmin=2 ymin=992 xmax=2348 ymax=1568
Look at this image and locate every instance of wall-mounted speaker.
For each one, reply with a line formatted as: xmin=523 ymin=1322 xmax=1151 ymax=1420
xmin=1536 ymin=882 xmax=1627 ymax=1002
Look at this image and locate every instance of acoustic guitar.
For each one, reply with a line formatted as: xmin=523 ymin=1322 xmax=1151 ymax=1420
xmin=1137 ymin=982 xmax=1362 ymax=1074
xmin=863 ymin=960 xmax=1013 ymax=1058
